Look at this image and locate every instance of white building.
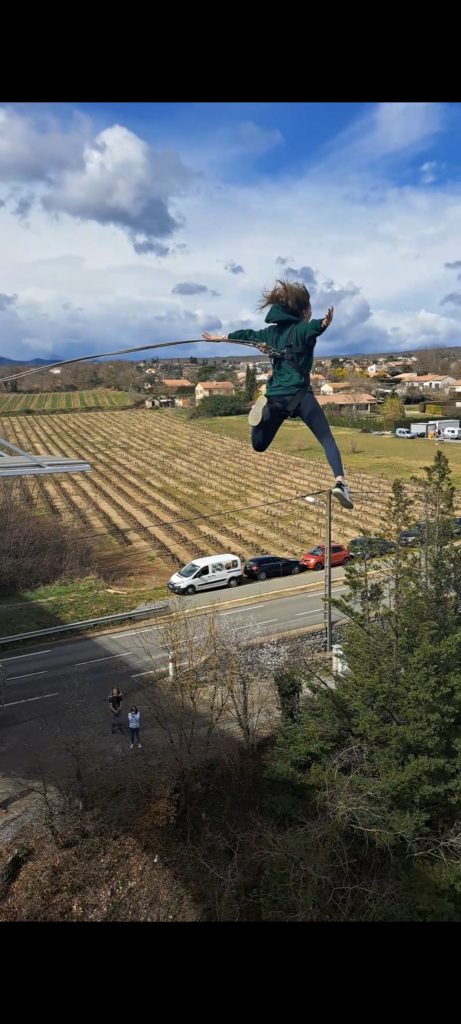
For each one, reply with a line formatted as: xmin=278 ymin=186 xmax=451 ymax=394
xmin=161 ymin=378 xmax=193 ymax=389
xmin=395 ymin=374 xmax=456 ymax=393
xmin=317 ymin=393 xmax=377 ymax=414
xmin=320 ymin=382 xmax=353 ymax=395
xmin=195 ymin=381 xmax=235 ymax=403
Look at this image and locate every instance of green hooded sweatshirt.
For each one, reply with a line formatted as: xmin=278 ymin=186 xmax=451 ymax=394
xmin=227 ymin=304 xmax=326 ymax=396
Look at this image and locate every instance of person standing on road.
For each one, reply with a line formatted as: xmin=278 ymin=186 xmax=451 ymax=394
xmin=128 ymin=706 xmax=141 ymax=749
xmin=109 ymin=686 xmax=124 ymax=734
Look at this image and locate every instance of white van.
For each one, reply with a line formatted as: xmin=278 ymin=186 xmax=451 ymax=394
xmin=395 ymin=428 xmax=416 ymax=439
xmin=167 ymin=554 xmax=243 ymax=595
xmin=442 ymin=427 xmax=461 ymax=440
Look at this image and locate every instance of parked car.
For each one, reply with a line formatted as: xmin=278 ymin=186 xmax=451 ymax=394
xmin=300 ymin=543 xmax=350 ymax=571
xmin=398 ymin=524 xmax=424 ymax=547
xmin=244 ymin=555 xmax=307 ymax=581
xmin=451 ymin=517 xmax=461 ymax=537
xmin=395 ymin=428 xmax=417 ymax=439
xmin=399 ymin=518 xmax=461 ymax=547
xmin=348 ymin=537 xmax=397 ymax=560
xmin=168 ymin=553 xmax=243 ymax=595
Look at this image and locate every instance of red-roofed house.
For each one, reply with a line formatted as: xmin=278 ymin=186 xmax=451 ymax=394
xmin=195 ymin=381 xmax=235 ymax=402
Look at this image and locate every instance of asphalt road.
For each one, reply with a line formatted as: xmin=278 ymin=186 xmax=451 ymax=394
xmin=0 ymin=568 xmax=348 ymax=774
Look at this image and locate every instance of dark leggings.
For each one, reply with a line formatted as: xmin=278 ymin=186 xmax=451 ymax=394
xmin=251 ymin=391 xmax=344 ymax=479
xmin=130 ymin=728 xmax=140 ymax=745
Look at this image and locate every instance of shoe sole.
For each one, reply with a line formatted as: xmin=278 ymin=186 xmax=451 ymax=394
xmin=248 ymin=396 xmax=267 ymax=427
xmin=332 ymin=487 xmax=354 ymax=510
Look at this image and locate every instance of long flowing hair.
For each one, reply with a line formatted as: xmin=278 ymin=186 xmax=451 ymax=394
xmin=257 ymin=279 xmax=311 ymax=319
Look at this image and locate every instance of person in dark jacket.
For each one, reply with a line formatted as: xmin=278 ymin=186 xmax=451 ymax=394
xmin=109 ymin=686 xmax=124 ymax=734
xmin=203 ymin=279 xmax=353 ymax=509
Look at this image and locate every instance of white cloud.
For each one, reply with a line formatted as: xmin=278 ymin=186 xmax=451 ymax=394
xmin=42 ymin=124 xmax=196 ymax=254
xmin=225 ymin=261 xmax=245 ymax=275
xmin=0 ymin=108 xmax=196 ymax=255
xmin=0 ymin=103 xmax=460 ymax=362
xmin=172 ymin=282 xmax=219 ymax=296
xmin=376 ymin=308 xmax=461 ymax=349
xmin=316 ymin=103 xmax=444 ymax=175
xmin=420 ymin=161 xmax=437 ymax=184
xmin=0 ymin=292 xmax=17 ymax=310
xmin=0 ymin=106 xmax=90 ymax=182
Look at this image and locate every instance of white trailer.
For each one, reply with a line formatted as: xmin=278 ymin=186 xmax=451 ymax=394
xmin=410 ymin=419 xmax=460 ymax=438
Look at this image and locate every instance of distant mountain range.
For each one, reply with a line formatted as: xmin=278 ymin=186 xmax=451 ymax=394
xmin=0 ymin=356 xmax=63 ymax=366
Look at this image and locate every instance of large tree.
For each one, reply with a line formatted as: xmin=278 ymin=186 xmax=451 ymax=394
xmin=267 ymin=451 xmax=461 ymax=919
xmin=245 ymin=365 xmax=257 ymax=400
xmin=381 ymin=394 xmax=405 ymax=427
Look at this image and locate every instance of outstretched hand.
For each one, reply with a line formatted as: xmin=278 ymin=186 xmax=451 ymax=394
xmin=321 ymin=306 xmax=334 ymax=329
xmin=202 ymin=332 xmax=228 ymax=341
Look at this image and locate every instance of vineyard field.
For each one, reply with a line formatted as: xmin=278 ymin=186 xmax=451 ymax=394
xmin=0 ymin=390 xmax=133 ymax=414
xmin=0 ymin=408 xmax=451 ymax=590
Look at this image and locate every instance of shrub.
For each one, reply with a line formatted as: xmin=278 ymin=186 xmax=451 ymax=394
xmin=0 ymin=482 xmax=95 ymax=594
xmin=189 ymin=395 xmax=249 ymax=418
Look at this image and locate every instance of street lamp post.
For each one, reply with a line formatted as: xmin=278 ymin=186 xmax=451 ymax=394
xmin=304 ymin=488 xmax=333 ymax=653
xmin=324 ymin=489 xmax=332 ymax=652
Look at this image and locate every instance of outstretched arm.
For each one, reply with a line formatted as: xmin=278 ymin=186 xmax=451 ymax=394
xmin=308 ymin=307 xmax=334 ymax=338
xmin=202 ymin=328 xmax=271 ymax=353
xmin=321 ymin=307 xmax=334 ymax=330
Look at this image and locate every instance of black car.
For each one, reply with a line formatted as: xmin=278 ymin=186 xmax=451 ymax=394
xmin=348 ymin=537 xmax=397 ymax=560
xmin=398 ymin=522 xmax=428 ymax=547
xmin=244 ymin=555 xmax=307 ymax=581
xmin=399 ymin=518 xmax=461 ymax=547
xmin=451 ymin=516 xmax=461 ymax=537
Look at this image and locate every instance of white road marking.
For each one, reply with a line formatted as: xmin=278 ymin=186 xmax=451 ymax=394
xmin=1 ymin=650 xmax=52 ymax=662
xmin=8 ymin=670 xmax=48 ymax=681
xmin=105 ymin=626 xmax=160 ymax=640
xmin=294 ymin=588 xmax=348 ymax=617
xmin=221 ymin=604 xmax=265 ymax=615
xmin=259 ymin=618 xmax=279 ymax=624
xmin=74 ymin=652 xmax=135 ymax=667
xmin=5 ymin=692 xmax=59 ymax=708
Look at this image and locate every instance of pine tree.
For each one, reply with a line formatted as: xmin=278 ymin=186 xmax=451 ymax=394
xmin=268 ymin=451 xmax=461 ymax=919
xmin=245 ymin=365 xmax=257 ymax=401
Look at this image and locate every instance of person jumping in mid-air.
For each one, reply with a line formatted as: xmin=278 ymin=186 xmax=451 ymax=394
xmin=203 ymin=279 xmax=353 ymax=509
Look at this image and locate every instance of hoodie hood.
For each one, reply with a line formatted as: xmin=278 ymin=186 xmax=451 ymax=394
xmin=264 ymin=304 xmax=299 ymax=325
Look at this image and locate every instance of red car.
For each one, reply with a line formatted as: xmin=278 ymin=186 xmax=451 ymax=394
xmin=300 ymin=543 xmax=350 ymax=571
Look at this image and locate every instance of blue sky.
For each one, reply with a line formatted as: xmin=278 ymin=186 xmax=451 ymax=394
xmin=1 ymin=101 xmax=461 ymax=362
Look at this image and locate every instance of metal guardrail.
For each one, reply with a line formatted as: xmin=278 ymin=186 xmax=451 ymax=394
xmin=0 ymin=602 xmax=168 ymax=646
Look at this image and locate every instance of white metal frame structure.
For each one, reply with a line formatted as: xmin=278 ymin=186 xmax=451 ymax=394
xmin=0 ymin=436 xmax=91 ymax=478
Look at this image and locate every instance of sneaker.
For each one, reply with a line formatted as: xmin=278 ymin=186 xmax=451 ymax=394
xmin=138 ymin=744 xmax=142 ymax=749
xmin=332 ymin=482 xmax=354 ymax=510
xmin=248 ymin=392 xmax=267 ymax=427
xmin=130 ymin=744 xmax=134 ymax=749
